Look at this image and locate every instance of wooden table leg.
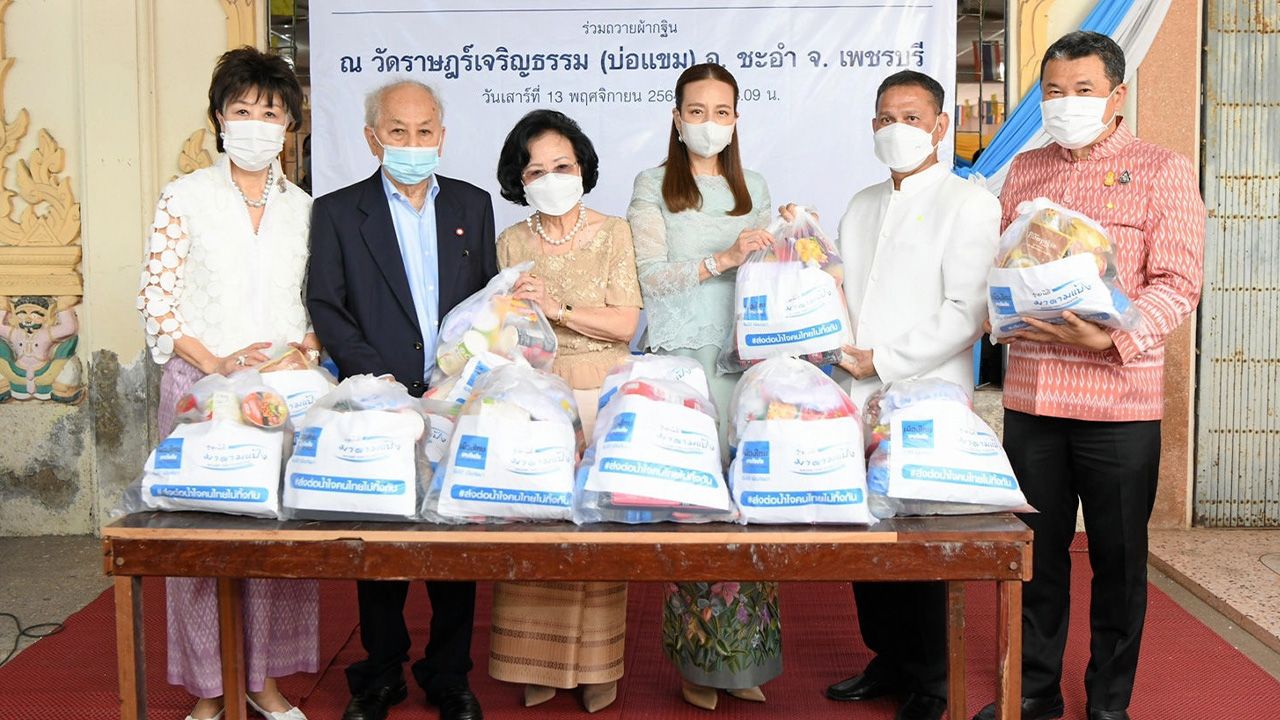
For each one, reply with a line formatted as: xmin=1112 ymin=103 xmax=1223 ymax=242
xmin=996 ymin=579 xmax=1022 ymax=720
xmin=947 ymin=581 xmax=967 ymax=720
xmin=114 ymin=576 xmax=147 ymax=720
xmin=218 ymin=578 xmax=247 ymax=720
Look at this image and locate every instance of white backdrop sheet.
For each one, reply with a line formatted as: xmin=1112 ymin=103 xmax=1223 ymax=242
xmin=311 ymin=0 xmax=957 ymax=231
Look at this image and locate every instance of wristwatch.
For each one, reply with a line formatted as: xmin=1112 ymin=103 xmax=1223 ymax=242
xmin=703 ymin=255 xmax=721 ymax=277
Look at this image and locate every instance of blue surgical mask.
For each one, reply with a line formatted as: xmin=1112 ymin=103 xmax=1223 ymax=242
xmin=374 ymin=135 xmax=439 ymax=185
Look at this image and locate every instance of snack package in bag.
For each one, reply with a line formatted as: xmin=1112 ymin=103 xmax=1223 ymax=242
xmin=576 ymin=376 xmax=735 ymax=524
xmin=421 ymin=398 xmax=460 ymax=475
xmin=282 ymin=375 xmax=430 ymax=521
xmin=595 ymin=353 xmax=711 ymax=418
xmin=727 ymin=357 xmax=873 ymax=524
xmin=988 ymin=197 xmax=1140 ymax=340
xmin=424 ymin=351 xmax=512 ymax=406
xmin=430 ymin=261 xmax=556 ymax=386
xmin=258 ymin=348 xmax=337 ymax=418
xmin=863 ymin=379 xmax=1028 ymax=517
xmin=423 ymin=364 xmax=582 ymax=523
xmin=719 ymin=207 xmax=851 ymax=373
xmin=131 ymin=371 xmax=290 ymax=518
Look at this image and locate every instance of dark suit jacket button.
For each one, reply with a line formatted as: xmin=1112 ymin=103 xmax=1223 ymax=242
xmin=412 ymin=381 xmax=424 ymax=389
xmin=414 ymin=341 xmax=424 ymax=350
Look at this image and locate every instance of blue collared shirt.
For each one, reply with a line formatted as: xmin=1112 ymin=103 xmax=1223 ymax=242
xmin=381 ymin=172 xmax=441 ymax=380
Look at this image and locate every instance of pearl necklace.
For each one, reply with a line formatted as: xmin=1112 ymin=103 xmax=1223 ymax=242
xmin=527 ymin=203 xmax=586 ymax=246
xmin=233 ymin=165 xmax=274 ymax=208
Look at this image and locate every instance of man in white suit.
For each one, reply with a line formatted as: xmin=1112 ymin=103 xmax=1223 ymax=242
xmin=786 ymin=70 xmax=999 ymax=720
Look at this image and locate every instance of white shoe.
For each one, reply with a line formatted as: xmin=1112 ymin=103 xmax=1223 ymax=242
xmin=246 ymin=695 xmax=307 ymax=720
xmin=183 ymin=711 xmax=224 ymax=720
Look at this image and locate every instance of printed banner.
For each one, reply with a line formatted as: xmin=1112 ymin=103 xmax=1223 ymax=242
xmin=311 ymin=0 xmax=958 ymax=229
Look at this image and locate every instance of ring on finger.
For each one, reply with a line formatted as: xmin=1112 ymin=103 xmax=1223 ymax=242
xmin=235 ymin=355 xmax=246 ymax=367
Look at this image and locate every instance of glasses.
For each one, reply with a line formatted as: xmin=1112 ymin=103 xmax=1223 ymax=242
xmin=521 ymin=161 xmax=579 ymax=184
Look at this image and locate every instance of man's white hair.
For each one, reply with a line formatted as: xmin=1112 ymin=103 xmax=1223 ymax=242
xmin=364 ymin=79 xmax=445 ymax=127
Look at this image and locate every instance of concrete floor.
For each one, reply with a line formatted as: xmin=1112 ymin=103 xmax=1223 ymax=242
xmin=0 ymin=535 xmax=111 ymax=663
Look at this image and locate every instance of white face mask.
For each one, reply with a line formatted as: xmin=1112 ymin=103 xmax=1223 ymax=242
xmin=678 ymin=119 xmax=736 ymax=158
xmin=221 ymin=119 xmax=286 ymax=171
xmin=872 ymin=119 xmax=940 ymax=173
xmin=1041 ymin=91 xmax=1117 ymax=150
xmin=524 ymin=172 xmax=584 ymax=216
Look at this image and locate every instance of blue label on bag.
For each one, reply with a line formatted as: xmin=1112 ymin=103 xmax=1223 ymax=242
xmin=743 ymin=295 xmax=769 ymax=321
xmin=449 ymin=485 xmax=572 ymax=507
xmin=289 ymin=473 xmax=406 ymax=495
xmin=901 ymin=464 xmax=1017 ymax=490
xmin=604 ymin=412 xmax=637 ymax=443
xmin=740 ymin=488 xmax=864 ymax=507
xmin=743 ymin=320 xmax=842 ymax=347
xmin=455 ymin=434 xmax=489 ymax=469
xmin=901 ymin=420 xmax=934 ymax=449
xmin=741 ymin=441 xmax=770 ymax=474
xmin=989 ymin=286 xmax=1015 ymax=314
xmin=294 ymin=427 xmax=322 ymax=457
xmin=155 ymin=438 xmax=184 ymax=469
xmin=150 ymin=484 xmax=268 ymax=502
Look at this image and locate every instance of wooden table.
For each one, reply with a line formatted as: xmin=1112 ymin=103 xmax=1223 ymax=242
xmin=102 ymin=513 xmax=1032 ymax=720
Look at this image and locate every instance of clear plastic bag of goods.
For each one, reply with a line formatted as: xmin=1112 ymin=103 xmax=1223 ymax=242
xmin=727 ymin=357 xmax=873 ymax=524
xmin=718 ymin=207 xmax=851 ymax=374
xmin=282 ymin=374 xmax=431 ymax=521
xmin=430 ymin=261 xmax=556 ymax=386
xmin=127 ymin=370 xmax=291 ymax=519
xmin=258 ymin=347 xmax=337 ymax=418
xmin=863 ymin=379 xmax=1029 ymax=517
xmin=423 ymin=364 xmax=582 ymax=524
xmin=987 ymin=197 xmax=1140 ymax=341
xmin=576 ymin=376 xmax=736 ymax=524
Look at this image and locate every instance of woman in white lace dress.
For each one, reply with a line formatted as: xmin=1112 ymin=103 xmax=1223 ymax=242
xmin=626 ymin=63 xmax=781 ymax=711
xmin=137 ymin=48 xmax=319 ymax=720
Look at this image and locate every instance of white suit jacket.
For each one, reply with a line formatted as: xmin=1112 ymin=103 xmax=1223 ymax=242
xmin=834 ymin=162 xmax=1001 ymax=409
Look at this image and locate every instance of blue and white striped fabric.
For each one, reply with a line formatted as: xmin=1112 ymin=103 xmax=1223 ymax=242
xmin=954 ymin=0 xmax=1173 ymax=195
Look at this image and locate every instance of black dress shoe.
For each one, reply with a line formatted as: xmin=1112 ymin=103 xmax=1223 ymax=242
xmin=1088 ymin=709 xmax=1129 ymax=720
xmin=342 ymin=682 xmax=408 ymax=720
xmin=897 ymin=693 xmax=946 ymax=720
xmin=826 ymin=672 xmax=900 ymax=701
xmin=431 ymin=686 xmax=483 ymax=720
xmin=972 ymin=693 xmax=1064 ymax=720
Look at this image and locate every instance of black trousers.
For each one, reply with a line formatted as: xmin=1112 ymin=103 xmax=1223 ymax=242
xmin=853 ymin=580 xmax=949 ymax=698
xmin=345 ymin=579 xmax=477 ymax=700
xmin=1004 ymin=410 xmax=1161 ymax=712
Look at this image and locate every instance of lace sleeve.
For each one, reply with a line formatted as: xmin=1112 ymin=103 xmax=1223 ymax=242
xmin=626 ymin=169 xmax=701 ymax=300
xmin=137 ymin=191 xmax=193 ymax=365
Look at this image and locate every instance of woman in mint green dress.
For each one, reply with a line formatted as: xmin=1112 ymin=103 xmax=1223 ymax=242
xmin=625 ymin=62 xmax=781 ymax=711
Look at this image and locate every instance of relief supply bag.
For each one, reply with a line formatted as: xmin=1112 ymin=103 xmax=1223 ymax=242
xmin=423 ymin=364 xmax=582 ymax=523
xmin=132 ymin=370 xmax=291 ymax=519
xmin=718 ymin=207 xmax=851 ymax=374
xmin=430 ymin=261 xmax=556 ymax=387
xmin=282 ymin=374 xmax=430 ymax=521
xmin=863 ymin=379 xmax=1029 ymax=517
xmin=727 ymin=357 xmax=873 ymax=525
xmin=576 ymin=376 xmax=735 ymax=524
xmin=988 ymin=197 xmax=1140 ymax=341
xmin=258 ymin=348 xmax=338 ymax=418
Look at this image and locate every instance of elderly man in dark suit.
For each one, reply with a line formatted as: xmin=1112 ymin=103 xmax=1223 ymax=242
xmin=307 ymin=79 xmax=497 ymax=720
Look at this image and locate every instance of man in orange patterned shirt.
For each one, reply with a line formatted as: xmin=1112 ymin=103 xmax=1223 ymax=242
xmin=972 ymin=32 xmax=1205 ymax=720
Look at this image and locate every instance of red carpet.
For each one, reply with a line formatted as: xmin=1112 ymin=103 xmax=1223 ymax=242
xmin=2 ymin=548 xmax=1279 ymax=719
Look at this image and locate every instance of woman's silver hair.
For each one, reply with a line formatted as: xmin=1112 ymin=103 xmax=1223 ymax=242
xmin=364 ymin=79 xmax=445 ymax=127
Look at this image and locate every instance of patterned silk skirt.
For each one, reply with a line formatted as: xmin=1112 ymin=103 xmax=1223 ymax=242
xmin=489 ymin=581 xmax=627 ymax=688
xmin=662 ymin=581 xmax=783 ymax=689
xmin=158 ymin=358 xmax=320 ymax=698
